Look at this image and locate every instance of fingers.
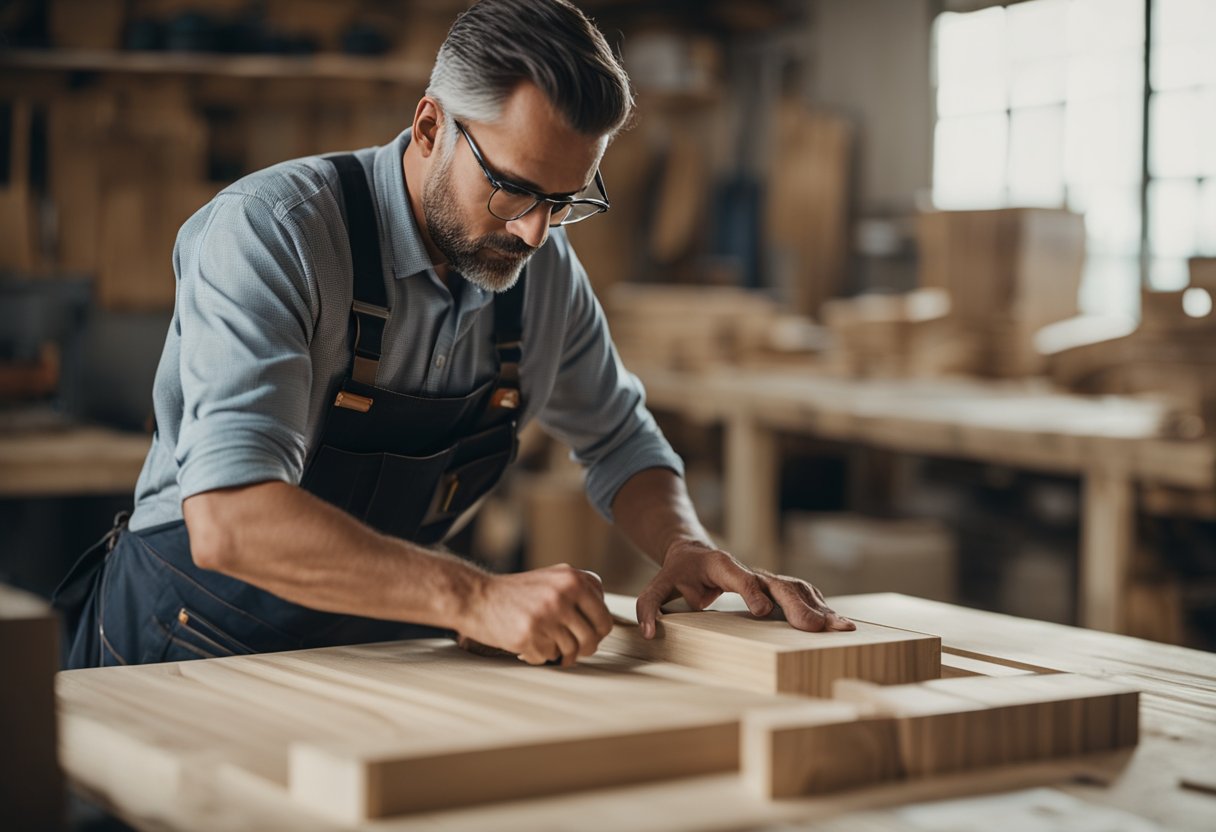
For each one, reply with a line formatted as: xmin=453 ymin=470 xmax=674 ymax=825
xmin=763 ymin=576 xmax=854 ymax=632
xmin=577 ymin=591 xmax=615 ymax=643
xmin=550 ymin=625 xmax=580 ymax=668
xmin=705 ymin=557 xmax=773 ymax=619
xmin=636 ymin=574 xmax=676 ymax=640
xmin=517 ymin=634 xmax=559 ymax=666
xmin=530 ymin=566 xmax=612 ymax=666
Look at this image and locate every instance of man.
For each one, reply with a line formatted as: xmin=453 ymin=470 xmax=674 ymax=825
xmin=60 ymin=0 xmax=852 ymax=670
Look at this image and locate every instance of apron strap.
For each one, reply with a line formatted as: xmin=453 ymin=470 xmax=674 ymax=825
xmin=327 ymin=154 xmax=388 ymax=385
xmin=490 ymin=273 xmax=526 ymax=410
xmin=326 ymin=151 xmax=526 ymax=411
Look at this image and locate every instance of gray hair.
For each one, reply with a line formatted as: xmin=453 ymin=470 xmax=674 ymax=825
xmin=426 ymin=0 xmax=635 ymax=150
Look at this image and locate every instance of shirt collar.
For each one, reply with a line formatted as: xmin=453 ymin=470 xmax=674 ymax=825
xmin=372 ymin=127 xmax=438 ymax=280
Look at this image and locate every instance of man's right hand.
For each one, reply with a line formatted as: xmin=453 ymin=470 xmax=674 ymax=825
xmin=458 ymin=565 xmax=614 ymax=667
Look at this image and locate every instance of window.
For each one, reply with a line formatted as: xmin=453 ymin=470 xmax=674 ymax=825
xmin=1147 ymin=0 xmax=1216 ymax=289
xmin=932 ymin=0 xmax=1214 ymax=319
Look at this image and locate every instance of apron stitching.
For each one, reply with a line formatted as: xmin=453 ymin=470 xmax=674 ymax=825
xmin=176 ymin=607 xmax=248 ymax=655
xmin=95 ymin=539 xmax=128 ymax=666
xmin=150 ymin=613 xmax=225 ymax=660
xmin=130 ymin=531 xmax=298 ymax=643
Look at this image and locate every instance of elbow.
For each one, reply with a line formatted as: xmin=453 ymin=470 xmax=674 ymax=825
xmin=182 ymin=491 xmax=240 ymax=573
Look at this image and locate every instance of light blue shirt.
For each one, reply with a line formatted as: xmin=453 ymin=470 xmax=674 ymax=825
xmin=128 ymin=129 xmax=683 ymax=532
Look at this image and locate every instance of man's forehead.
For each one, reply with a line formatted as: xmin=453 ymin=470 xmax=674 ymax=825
xmin=467 ymin=83 xmax=607 ymax=194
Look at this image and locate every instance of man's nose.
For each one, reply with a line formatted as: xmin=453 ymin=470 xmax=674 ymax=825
xmin=505 ymin=205 xmax=550 ymax=250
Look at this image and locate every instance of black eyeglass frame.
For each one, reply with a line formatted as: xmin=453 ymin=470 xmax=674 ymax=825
xmin=453 ymin=119 xmax=610 ymax=227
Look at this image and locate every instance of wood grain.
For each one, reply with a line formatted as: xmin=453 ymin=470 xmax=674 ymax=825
xmin=601 ymin=593 xmax=940 ymax=696
xmin=742 ymin=674 xmax=1139 ymax=798
xmin=56 ymin=593 xmax=1216 ymax=832
xmin=58 ymin=639 xmax=811 ymax=823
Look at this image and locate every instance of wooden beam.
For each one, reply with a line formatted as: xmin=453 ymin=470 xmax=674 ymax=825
xmin=1080 ymin=469 xmax=1136 ymax=632
xmin=725 ymin=413 xmax=781 ymax=572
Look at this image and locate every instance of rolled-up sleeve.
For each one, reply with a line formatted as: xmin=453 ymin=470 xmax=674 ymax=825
xmin=538 ymin=245 xmax=684 ymax=522
xmin=174 ymin=193 xmax=316 ymax=499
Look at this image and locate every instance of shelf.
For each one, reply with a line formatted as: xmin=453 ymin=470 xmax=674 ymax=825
xmin=0 ymin=48 xmax=430 ymax=84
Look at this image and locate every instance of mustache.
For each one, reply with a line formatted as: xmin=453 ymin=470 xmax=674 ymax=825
xmin=476 ymin=235 xmax=537 ymax=257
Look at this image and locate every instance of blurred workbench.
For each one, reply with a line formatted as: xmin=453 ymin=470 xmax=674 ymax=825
xmin=55 ymin=593 xmax=1216 ymax=831
xmin=636 ymin=365 xmax=1216 ymax=634
xmin=0 ymin=415 xmax=150 ymax=497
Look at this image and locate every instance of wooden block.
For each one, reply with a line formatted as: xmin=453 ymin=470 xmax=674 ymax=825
xmin=601 ymin=593 xmax=941 ymax=697
xmin=922 ymin=674 xmax=1140 ymax=754
xmin=744 ymin=673 xmax=1139 ymax=800
xmin=740 ymin=702 xmax=891 ymax=798
xmin=848 ymin=674 xmax=1138 ymax=775
xmin=0 ymin=584 xmax=64 ymax=832
xmin=291 ymin=719 xmax=741 ymax=823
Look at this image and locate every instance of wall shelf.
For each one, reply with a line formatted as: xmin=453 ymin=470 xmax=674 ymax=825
xmin=0 ymin=48 xmax=429 ymax=84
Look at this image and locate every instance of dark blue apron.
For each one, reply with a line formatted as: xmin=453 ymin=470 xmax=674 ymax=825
xmin=57 ymin=154 xmax=525 ymax=669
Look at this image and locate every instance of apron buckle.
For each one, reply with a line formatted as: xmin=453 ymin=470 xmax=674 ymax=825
xmin=334 ymin=391 xmax=374 ymax=413
xmin=491 ymin=388 xmax=520 ymax=410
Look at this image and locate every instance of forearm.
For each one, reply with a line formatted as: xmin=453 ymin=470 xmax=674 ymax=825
xmin=182 ymin=481 xmax=486 ymax=629
xmin=610 ymin=467 xmax=713 ymax=565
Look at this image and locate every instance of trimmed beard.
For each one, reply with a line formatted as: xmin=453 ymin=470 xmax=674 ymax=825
xmin=422 ymin=148 xmax=536 ymax=293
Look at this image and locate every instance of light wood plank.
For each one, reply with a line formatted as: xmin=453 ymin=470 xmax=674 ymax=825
xmin=58 ymin=639 xmax=812 ymax=822
xmin=742 ymin=674 xmax=1139 ymax=799
xmin=602 ymin=593 xmax=940 ymax=696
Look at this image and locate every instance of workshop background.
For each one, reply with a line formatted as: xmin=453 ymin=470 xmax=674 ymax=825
xmin=1 ymin=0 xmax=1215 ymax=650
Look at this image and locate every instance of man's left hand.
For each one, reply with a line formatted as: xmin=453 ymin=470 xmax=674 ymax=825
xmin=635 ymin=538 xmax=856 ymax=639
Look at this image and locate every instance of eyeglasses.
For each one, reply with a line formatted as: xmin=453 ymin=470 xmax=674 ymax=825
xmin=453 ymin=120 xmax=610 ymax=227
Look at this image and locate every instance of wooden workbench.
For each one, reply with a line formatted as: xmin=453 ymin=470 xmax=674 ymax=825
xmin=0 ymin=425 xmax=150 ymax=498
xmin=57 ymin=594 xmax=1216 ymax=831
xmin=635 ymin=365 xmax=1216 ymax=633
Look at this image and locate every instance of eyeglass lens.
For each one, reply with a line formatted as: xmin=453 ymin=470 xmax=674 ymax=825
xmin=488 ymin=189 xmax=603 ymax=226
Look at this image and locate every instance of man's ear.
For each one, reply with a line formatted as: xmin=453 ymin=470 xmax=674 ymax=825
xmin=412 ymin=97 xmax=443 ymax=159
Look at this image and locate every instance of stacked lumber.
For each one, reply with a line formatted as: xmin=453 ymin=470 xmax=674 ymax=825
xmin=742 ymin=673 xmax=1138 ymax=798
xmin=606 ymin=283 xmax=786 ymax=371
xmin=0 ymin=584 xmax=64 ymax=831
xmin=1043 ymin=258 xmax=1216 ymax=438
xmin=909 ymin=208 xmax=1087 ymax=378
xmin=819 ymin=288 xmax=976 ymax=378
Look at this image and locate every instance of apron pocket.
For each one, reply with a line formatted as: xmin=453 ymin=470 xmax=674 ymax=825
xmin=365 ymin=447 xmax=456 ymax=538
xmin=302 ymin=446 xmax=386 ymax=518
xmin=422 ymin=448 xmax=514 ymax=528
xmin=155 ymin=606 xmax=252 ymax=662
xmin=450 ymin=420 xmax=517 ymax=469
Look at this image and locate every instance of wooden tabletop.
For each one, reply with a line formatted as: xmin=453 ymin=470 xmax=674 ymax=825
xmin=636 ymin=366 xmax=1216 ymax=490
xmin=57 ymin=594 xmax=1216 ymax=831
